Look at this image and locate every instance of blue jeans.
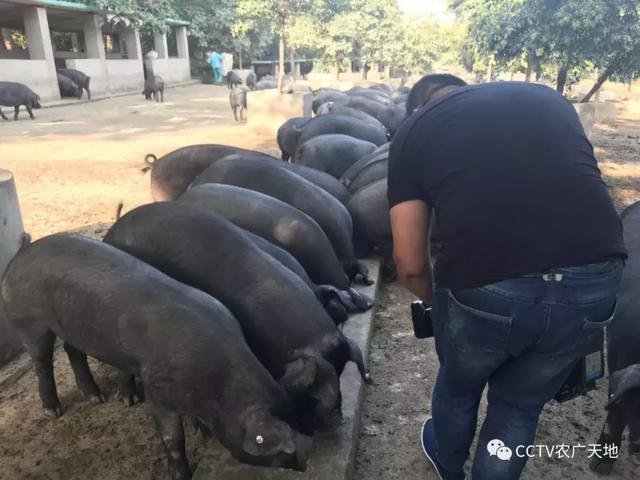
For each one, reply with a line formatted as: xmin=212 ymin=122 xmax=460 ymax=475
xmin=430 ymin=260 xmax=623 ymax=479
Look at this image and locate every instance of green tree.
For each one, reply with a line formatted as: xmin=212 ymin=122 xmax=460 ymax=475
xmin=236 ymin=0 xmax=315 ymax=90
xmin=452 ymin=0 xmax=640 ymax=97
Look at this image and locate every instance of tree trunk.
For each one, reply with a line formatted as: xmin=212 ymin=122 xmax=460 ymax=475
xmin=525 ymin=58 xmax=533 ymax=82
xmin=628 ymin=72 xmax=634 ymax=93
xmin=239 ymin=49 xmax=243 ymax=70
xmin=581 ymin=62 xmax=618 ymax=103
xmin=335 ymin=56 xmax=341 ymax=80
xmin=486 ymin=62 xmax=493 ymax=83
xmin=556 ymin=64 xmax=569 ymax=95
xmin=290 ymin=48 xmax=295 ymax=79
xmin=278 ymin=34 xmax=285 ymax=92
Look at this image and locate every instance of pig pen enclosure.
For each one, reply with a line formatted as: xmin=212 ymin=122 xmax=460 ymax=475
xmin=0 ymin=84 xmax=639 ymax=480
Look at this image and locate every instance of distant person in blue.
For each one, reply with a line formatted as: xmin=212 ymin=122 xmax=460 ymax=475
xmin=207 ymin=50 xmax=224 ymax=85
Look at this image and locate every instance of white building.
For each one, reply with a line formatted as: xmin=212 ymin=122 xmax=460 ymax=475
xmin=0 ymin=0 xmax=191 ymax=101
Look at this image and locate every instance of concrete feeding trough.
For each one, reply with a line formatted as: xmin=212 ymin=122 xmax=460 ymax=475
xmin=0 ymin=169 xmax=26 ymax=367
xmin=193 ymin=257 xmax=381 ymax=480
xmin=574 ymin=101 xmax=619 ymax=138
xmin=247 ymin=90 xmax=313 ymax=137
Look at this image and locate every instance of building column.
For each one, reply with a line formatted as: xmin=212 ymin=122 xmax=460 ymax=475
xmin=23 ymin=7 xmax=59 ymax=100
xmin=124 ymin=28 xmax=142 ymax=60
xmin=153 ymin=31 xmax=168 ymax=58
xmin=176 ymin=26 xmax=189 ymax=59
xmin=83 ymin=13 xmax=105 ymax=60
xmin=295 ymin=63 xmax=301 ymax=76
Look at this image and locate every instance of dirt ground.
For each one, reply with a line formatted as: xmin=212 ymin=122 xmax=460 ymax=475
xmin=0 ymin=83 xmax=639 ymax=480
xmin=0 ymin=84 xmax=276 ymax=241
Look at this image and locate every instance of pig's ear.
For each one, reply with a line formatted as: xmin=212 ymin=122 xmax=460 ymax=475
xmin=607 ymin=364 xmax=640 ymax=408
xmin=280 ymin=354 xmax=318 ymax=392
xmin=242 ymin=418 xmax=296 ymax=457
xmin=312 ymin=357 xmax=341 ymax=412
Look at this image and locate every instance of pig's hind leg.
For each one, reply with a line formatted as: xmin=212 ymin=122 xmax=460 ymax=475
xmin=22 ymin=327 xmax=62 ymax=417
xmin=63 ymin=342 xmax=105 ymax=403
xmin=590 ymin=407 xmax=626 ymax=474
xmin=150 ymin=404 xmax=191 ymax=480
xmin=0 ymin=107 xmax=7 ymax=120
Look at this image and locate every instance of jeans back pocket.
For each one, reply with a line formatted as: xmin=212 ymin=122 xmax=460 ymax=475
xmin=447 ymin=290 xmax=513 ymax=354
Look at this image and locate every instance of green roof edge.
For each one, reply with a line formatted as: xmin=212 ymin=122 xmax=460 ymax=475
xmin=27 ymin=0 xmax=189 ymax=26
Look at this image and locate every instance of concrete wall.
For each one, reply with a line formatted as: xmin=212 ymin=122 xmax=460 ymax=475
xmin=573 ymin=101 xmax=619 ymax=137
xmin=151 ymin=57 xmax=190 ymax=83
xmin=574 ymin=103 xmax=595 ymax=138
xmin=0 ymin=170 xmax=25 ymax=366
xmin=247 ymin=90 xmax=312 ymax=137
xmin=105 ymin=59 xmax=144 ymax=92
xmin=0 ymin=59 xmax=60 ymax=100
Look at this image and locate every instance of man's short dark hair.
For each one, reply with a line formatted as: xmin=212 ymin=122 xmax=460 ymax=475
xmin=406 ymin=74 xmax=467 ymax=117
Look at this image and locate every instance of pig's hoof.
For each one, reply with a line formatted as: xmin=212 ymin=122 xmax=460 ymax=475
xmin=44 ymin=405 xmax=64 ymax=419
xmin=589 ymin=457 xmax=615 ymax=475
xmin=359 ymin=274 xmax=374 ymax=286
xmin=87 ymin=392 xmax=106 ymax=404
xmin=364 ymin=373 xmax=374 ymax=385
xmin=80 ymin=387 xmax=105 ymax=404
xmin=118 ymin=392 xmax=142 ymax=407
xmin=169 ymin=461 xmax=192 ymax=480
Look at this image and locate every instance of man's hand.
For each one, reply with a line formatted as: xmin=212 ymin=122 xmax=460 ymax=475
xmin=390 ymin=200 xmax=433 ymax=303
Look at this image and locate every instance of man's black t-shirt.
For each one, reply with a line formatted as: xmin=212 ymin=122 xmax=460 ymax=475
xmin=388 ymin=82 xmax=627 ymax=289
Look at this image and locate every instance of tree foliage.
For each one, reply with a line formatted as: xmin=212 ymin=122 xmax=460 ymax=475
xmin=452 ymin=0 xmax=640 ymax=97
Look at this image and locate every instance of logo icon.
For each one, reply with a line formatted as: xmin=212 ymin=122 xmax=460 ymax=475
xmin=487 ymin=439 xmax=512 ymax=461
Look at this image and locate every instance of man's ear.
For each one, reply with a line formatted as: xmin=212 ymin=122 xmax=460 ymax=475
xmin=280 ymin=354 xmax=318 ymax=392
xmin=607 ymin=364 xmax=640 ymax=408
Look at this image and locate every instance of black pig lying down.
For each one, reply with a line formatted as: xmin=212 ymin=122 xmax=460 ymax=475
xmin=0 ymin=234 xmax=311 ymax=479
xmin=243 ymin=230 xmax=349 ymax=324
xmin=104 ymin=202 xmax=370 ymax=428
xmin=192 ymin=157 xmax=372 ymax=284
xmin=178 ymin=185 xmax=372 ymax=312
xmin=590 ymin=201 xmax=640 ymax=475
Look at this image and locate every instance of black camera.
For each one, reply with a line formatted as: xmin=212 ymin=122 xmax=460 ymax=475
xmin=410 ymin=301 xmax=434 ymax=339
xmin=554 ymin=330 xmax=605 ymax=403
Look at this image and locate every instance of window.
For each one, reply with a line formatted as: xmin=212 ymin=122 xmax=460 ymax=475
xmin=51 ymin=31 xmax=85 ymax=53
xmin=103 ymin=33 xmax=121 ymax=54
